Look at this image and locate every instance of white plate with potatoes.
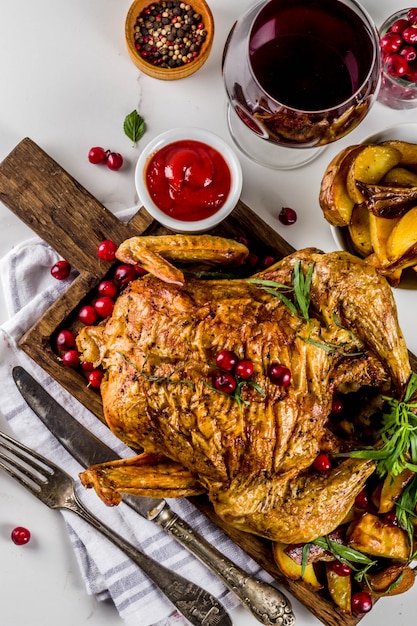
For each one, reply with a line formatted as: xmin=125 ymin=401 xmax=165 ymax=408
xmin=320 ymin=123 xmax=417 ymax=287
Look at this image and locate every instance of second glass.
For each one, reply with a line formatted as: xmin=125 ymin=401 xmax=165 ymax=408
xmin=222 ymin=0 xmax=381 ymax=169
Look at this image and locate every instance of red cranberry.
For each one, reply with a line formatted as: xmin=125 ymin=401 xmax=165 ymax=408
xmin=215 ymin=350 xmax=238 ymax=372
xmin=235 ymin=360 xmax=254 ymax=379
xmin=94 ymin=296 xmax=114 ymax=318
xmin=97 ymin=240 xmax=117 ymax=262
xmin=78 ymin=305 xmax=98 ymax=325
xmin=331 ymin=397 xmax=344 ymax=414
xmin=88 ymin=369 xmax=104 ymax=388
xmin=279 ymin=206 xmax=297 ymax=225
xmin=106 ymin=152 xmax=124 ymax=171
xmin=56 ymin=329 xmax=76 ymax=351
xmin=383 ymin=510 xmax=398 ymax=526
xmin=351 ymin=591 xmax=372 ymax=615
xmin=380 ymin=32 xmax=403 ymax=54
xmin=88 ymin=146 xmax=107 ymax=164
xmin=313 ymin=453 xmax=332 ymax=472
xmin=390 ymin=18 xmax=410 ymax=34
xmin=113 ymin=264 xmax=137 ymax=286
xmin=262 ymin=255 xmax=275 ymax=268
xmin=97 ymin=279 xmax=118 ymax=298
xmin=407 ymin=8 xmax=417 ymax=24
xmin=61 ymin=349 xmax=80 ymax=368
xmin=236 ymin=235 xmax=249 ymax=247
xmin=331 ymin=561 xmax=352 ymax=576
xmin=11 ymin=526 xmax=31 ymax=545
xmin=215 ymin=372 xmax=237 ymax=394
xmin=407 ymin=60 xmax=417 ymax=81
xmin=269 ymin=364 xmax=291 ymax=386
xmin=247 ymin=252 xmax=259 ymax=269
xmin=385 ymin=53 xmax=409 ymax=77
xmin=354 ymin=489 xmax=369 ymax=509
xmin=51 ymin=260 xmax=71 ymax=280
xmin=134 ymin=264 xmax=148 ymax=276
xmin=402 ymin=25 xmax=417 ymax=45
xmin=81 ymin=361 xmax=95 ymax=371
xmin=400 ymin=44 xmax=417 ymax=62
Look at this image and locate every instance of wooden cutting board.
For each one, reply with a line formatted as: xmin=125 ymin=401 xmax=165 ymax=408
xmin=1 ymin=137 xmax=411 ymax=626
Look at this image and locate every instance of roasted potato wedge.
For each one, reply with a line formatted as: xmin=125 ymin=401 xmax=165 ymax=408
xmin=347 ymin=513 xmax=410 ymax=560
xmin=387 ymin=206 xmax=417 ymax=261
xmin=368 ymin=213 xmax=402 ymax=265
xmin=348 ymin=203 xmax=373 ymax=257
xmin=346 ymin=144 xmax=402 ymax=204
xmin=325 ymin=564 xmax=352 ymax=613
xmin=272 ymin=542 xmax=322 ymax=589
xmin=381 ymin=166 xmax=417 ymax=187
xmin=378 ymin=470 xmax=415 ymax=514
xmin=381 ymin=140 xmax=417 ymax=168
xmin=320 ymin=140 xmax=417 ymax=284
xmin=362 ymin=563 xmax=416 ymax=596
xmin=319 ymin=144 xmax=364 ymax=226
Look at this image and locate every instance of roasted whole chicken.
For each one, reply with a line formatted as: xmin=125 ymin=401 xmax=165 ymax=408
xmin=77 ymin=235 xmax=411 ymax=544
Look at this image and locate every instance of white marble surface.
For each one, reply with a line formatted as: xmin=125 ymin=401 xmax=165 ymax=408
xmin=1 ymin=1 xmax=417 ymax=625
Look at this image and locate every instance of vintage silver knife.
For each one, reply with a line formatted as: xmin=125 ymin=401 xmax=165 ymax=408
xmin=13 ymin=366 xmax=295 ymax=626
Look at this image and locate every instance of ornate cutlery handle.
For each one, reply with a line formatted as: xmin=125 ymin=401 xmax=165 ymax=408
xmin=66 ymin=492 xmax=232 ymax=626
xmin=153 ymin=506 xmax=295 ymax=626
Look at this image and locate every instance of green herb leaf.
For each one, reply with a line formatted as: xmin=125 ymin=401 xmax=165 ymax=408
xmin=404 ymin=372 xmax=417 ymax=402
xmin=117 ymin=352 xmax=194 ymax=389
xmin=260 ymin=287 xmax=299 ymax=317
xmin=123 ymin=109 xmax=146 ymax=146
xmin=299 ymin=335 xmax=364 ymax=357
xmin=395 ymin=473 xmax=417 ymax=554
xmin=342 ymin=373 xmax=417 ymax=478
xmin=203 ymin=374 xmax=265 ymax=411
xmin=301 ymin=544 xmax=311 ymax=576
xmin=248 ymin=259 xmax=315 ymax=324
xmin=247 ymin=380 xmax=266 ymax=397
xmin=312 ymin=536 xmax=376 ymax=568
xmin=293 ymin=259 xmax=313 ymax=323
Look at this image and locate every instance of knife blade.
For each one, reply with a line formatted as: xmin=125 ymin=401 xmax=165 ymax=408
xmin=12 ymin=366 xmax=167 ymax=520
xmin=13 ymin=365 xmax=295 ymax=626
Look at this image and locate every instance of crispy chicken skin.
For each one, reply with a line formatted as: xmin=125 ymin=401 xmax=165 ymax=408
xmin=77 ymin=239 xmax=411 ymax=544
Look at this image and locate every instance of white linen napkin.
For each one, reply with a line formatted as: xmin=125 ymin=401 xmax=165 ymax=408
xmin=0 ymin=223 xmax=274 ymax=626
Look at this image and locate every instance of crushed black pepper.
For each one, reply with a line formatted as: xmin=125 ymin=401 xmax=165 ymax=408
xmin=133 ymin=1 xmax=207 ymax=68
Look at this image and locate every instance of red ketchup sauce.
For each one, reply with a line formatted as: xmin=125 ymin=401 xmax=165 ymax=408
xmin=145 ymin=139 xmax=231 ymax=221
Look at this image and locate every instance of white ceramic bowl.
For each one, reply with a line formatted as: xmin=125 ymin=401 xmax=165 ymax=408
xmin=331 ymin=122 xmax=417 ymax=251
xmin=135 ymin=127 xmax=243 ymax=233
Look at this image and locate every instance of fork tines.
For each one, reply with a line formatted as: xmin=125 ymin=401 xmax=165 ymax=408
xmin=0 ymin=430 xmax=54 ymax=496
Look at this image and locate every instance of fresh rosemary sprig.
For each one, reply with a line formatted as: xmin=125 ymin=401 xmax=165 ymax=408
xmin=395 ymin=473 xmax=417 ymax=555
xmin=299 ymin=335 xmax=364 ymax=357
xmin=312 ymin=536 xmax=376 ymax=570
xmin=204 ymin=378 xmax=265 ymax=411
xmin=248 ymin=259 xmax=315 ymax=324
xmin=304 ymin=535 xmax=409 ymax=589
xmin=250 ymin=259 xmax=362 ymax=357
xmin=305 ymin=536 xmax=377 ymax=585
xmin=117 ymin=352 xmax=195 ymax=389
xmin=345 ymin=372 xmax=417 ymax=478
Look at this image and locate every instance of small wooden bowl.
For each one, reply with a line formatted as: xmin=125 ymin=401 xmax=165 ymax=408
xmin=125 ymin=0 xmax=214 ymax=80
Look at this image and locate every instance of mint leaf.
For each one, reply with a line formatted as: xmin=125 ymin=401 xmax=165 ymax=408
xmin=123 ymin=110 xmax=146 ymax=146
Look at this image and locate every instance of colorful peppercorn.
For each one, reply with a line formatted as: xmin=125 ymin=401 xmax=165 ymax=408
xmin=133 ymin=1 xmax=207 ymax=68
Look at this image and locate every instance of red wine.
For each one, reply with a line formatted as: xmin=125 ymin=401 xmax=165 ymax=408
xmin=249 ymin=0 xmax=375 ymax=111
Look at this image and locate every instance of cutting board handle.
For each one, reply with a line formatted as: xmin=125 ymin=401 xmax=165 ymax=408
xmin=0 ymin=137 xmax=152 ymax=276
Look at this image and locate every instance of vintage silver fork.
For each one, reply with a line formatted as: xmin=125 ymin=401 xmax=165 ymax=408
xmin=0 ymin=430 xmax=233 ymax=626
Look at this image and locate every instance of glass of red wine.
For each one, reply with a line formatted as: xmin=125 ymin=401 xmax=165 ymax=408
xmin=222 ymin=0 xmax=381 ymax=169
